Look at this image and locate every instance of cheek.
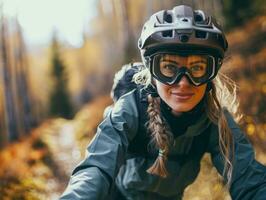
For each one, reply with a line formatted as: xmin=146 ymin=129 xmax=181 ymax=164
xmin=155 ymin=81 xmax=170 ymax=98
xmin=195 ymin=85 xmax=207 ymax=100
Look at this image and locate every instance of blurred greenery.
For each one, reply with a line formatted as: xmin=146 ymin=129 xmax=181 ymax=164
xmin=0 ymin=0 xmax=266 ymax=199
xmin=49 ymin=35 xmax=74 ymax=119
xmin=223 ymin=0 xmax=266 ymax=30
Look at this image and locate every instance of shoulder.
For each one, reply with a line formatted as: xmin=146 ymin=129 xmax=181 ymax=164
xmin=111 ymin=86 xmax=149 ymax=115
xmin=111 ymin=62 xmax=145 ymax=102
xmin=223 ymin=109 xmax=246 ymax=141
xmin=110 ymin=89 xmax=142 ymax=128
xmin=207 ymin=109 xmax=247 ymax=152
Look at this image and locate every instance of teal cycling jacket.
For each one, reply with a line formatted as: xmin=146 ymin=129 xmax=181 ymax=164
xmin=60 ymin=88 xmax=266 ymax=200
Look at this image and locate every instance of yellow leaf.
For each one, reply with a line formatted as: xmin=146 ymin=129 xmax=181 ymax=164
xmin=246 ymin=124 xmax=256 ymax=136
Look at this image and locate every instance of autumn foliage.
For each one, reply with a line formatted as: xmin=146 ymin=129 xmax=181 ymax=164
xmin=0 ymin=2 xmax=265 ymax=200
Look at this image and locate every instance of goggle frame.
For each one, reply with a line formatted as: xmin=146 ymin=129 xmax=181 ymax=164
xmin=146 ymin=52 xmax=219 ymax=86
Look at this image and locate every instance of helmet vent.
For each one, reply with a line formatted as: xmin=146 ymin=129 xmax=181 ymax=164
xmin=195 ymin=14 xmax=203 ymax=22
xmin=195 ymin=30 xmax=207 ymax=39
xmin=179 ymin=34 xmax=189 ymax=43
xmin=194 ymin=12 xmax=206 ymax=24
xmin=163 ymin=11 xmax=173 ymax=23
xmin=162 ymin=30 xmax=173 ymax=38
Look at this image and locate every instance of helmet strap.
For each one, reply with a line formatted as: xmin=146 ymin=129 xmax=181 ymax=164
xmin=206 ymin=82 xmax=213 ymax=92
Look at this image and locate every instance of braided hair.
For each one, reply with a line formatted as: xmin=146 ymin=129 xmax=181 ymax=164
xmin=146 ymin=94 xmax=173 ymax=178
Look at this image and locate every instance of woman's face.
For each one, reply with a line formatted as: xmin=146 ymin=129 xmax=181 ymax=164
xmin=154 ymin=55 xmax=207 ymax=115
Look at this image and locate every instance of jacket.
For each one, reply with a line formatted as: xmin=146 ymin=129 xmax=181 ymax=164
xmin=60 ymin=88 xmax=266 ymax=200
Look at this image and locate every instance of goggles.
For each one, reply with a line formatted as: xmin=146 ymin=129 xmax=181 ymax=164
xmin=149 ymin=53 xmax=217 ymax=86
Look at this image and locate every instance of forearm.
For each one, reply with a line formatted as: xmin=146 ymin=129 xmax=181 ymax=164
xmin=60 ymin=90 xmax=139 ymax=199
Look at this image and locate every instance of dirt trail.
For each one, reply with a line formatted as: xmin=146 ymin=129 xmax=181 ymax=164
xmin=40 ymin=96 xmax=111 ymax=199
xmin=41 ymin=119 xmax=83 ymax=199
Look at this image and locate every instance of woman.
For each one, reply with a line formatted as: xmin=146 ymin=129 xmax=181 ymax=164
xmin=60 ymin=5 xmax=266 ymax=200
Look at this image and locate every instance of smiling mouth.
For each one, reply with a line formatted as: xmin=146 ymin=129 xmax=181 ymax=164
xmin=171 ymin=92 xmax=194 ymax=100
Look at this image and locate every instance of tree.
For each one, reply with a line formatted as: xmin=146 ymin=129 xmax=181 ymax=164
xmin=49 ymin=35 xmax=73 ymax=119
xmin=222 ymin=0 xmax=259 ymax=30
xmin=14 ymin=18 xmax=36 ymax=133
xmin=0 ymin=14 xmax=19 ymax=141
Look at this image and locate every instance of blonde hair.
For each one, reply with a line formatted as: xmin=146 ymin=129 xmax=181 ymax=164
xmin=133 ymin=68 xmax=242 ymax=185
xmin=146 ymin=95 xmax=173 ymax=178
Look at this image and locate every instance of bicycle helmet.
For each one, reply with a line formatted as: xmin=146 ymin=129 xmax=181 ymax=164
xmin=138 ymin=5 xmax=228 ymax=85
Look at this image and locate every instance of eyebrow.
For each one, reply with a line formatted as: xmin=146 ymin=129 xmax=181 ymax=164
xmin=189 ymin=60 xmax=207 ymax=65
xmin=161 ymin=59 xmax=207 ymax=65
xmin=161 ymin=59 xmax=180 ymax=65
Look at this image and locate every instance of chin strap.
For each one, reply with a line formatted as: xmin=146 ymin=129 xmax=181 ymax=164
xmin=206 ymin=82 xmax=213 ymax=92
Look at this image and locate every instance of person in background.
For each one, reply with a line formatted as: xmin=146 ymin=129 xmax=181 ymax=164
xmin=60 ymin=5 xmax=266 ymax=200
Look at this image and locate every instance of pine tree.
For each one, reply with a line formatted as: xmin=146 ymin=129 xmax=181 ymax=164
xmin=222 ymin=0 xmax=263 ymax=30
xmin=49 ymin=35 xmax=73 ymax=119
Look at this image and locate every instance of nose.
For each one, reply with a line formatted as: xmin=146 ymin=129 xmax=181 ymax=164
xmin=177 ymin=75 xmax=190 ymax=86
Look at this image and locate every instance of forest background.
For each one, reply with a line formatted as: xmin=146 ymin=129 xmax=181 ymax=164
xmin=0 ymin=0 xmax=266 ymax=199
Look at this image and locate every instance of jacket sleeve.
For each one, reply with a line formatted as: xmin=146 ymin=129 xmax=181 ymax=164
xmin=208 ymin=110 xmax=266 ymax=200
xmin=60 ymin=90 xmax=139 ymax=200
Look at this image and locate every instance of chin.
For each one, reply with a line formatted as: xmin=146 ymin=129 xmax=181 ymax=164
xmin=170 ymin=103 xmax=195 ymax=113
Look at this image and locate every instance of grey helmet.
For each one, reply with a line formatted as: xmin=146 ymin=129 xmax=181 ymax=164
xmin=138 ymin=5 xmax=228 ymax=70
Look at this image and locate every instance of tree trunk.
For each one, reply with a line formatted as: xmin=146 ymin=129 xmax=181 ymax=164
xmin=14 ymin=19 xmax=36 ymax=133
xmin=0 ymin=16 xmax=19 ymax=141
xmin=0 ymin=44 xmax=8 ymax=148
